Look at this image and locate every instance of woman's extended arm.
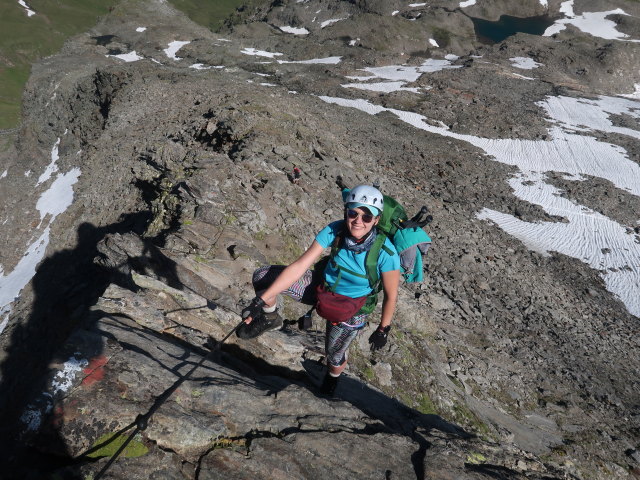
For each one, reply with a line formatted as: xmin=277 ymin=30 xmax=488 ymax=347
xmin=379 ymin=269 xmax=400 ymax=329
xmin=258 ymin=240 xmax=325 ymax=307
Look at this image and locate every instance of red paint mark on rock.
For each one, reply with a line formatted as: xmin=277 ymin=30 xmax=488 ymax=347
xmin=51 ymin=404 xmax=65 ymax=428
xmin=82 ymin=355 xmax=109 ymax=386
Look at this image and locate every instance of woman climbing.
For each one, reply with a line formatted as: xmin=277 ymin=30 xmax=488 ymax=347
xmin=236 ymin=184 xmax=400 ymax=396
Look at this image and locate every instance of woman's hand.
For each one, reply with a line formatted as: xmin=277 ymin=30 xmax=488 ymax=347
xmin=241 ymin=296 xmax=265 ymax=324
xmin=369 ymin=325 xmax=391 ymax=351
xmin=372 ymin=269 xmax=400 ymax=351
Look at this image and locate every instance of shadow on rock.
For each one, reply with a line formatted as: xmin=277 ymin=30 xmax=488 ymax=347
xmin=0 ymin=212 xmax=180 ymax=477
xmin=301 ymin=358 xmax=473 ymax=439
xmin=302 ymin=358 xmax=475 ymax=478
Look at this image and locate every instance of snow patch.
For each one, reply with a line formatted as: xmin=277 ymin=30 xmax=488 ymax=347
xmin=510 ymin=57 xmax=543 ymax=69
xmin=421 ymin=58 xmax=462 ymax=73
xmin=36 ymin=138 xmax=60 ymax=186
xmin=108 ymin=51 xmax=143 ymax=62
xmin=18 ymin=0 xmax=35 ymax=17
xmin=392 ymin=10 xmax=399 ymax=16
xmin=1 ymin=170 xmax=7 ymax=179
xmin=460 ymin=0 xmax=476 ymax=7
xmin=280 ymin=26 xmax=310 ymax=35
xmin=350 ymin=58 xmax=461 ymax=84
xmin=342 ymin=58 xmax=460 ymax=93
xmin=190 ymin=64 xmax=223 ymax=70
xmin=164 ymin=41 xmax=190 ymax=60
xmin=136 ymin=27 xmax=147 ymax=32
xmin=540 ymin=95 xmax=640 ymax=140
xmin=544 ymin=6 xmax=637 ymax=41
xmin=409 ymin=3 xmax=427 ymax=6
xmin=36 ymin=168 xmax=82 ymax=222
xmin=278 ymin=56 xmax=342 ymax=65
xmin=342 ymin=81 xmax=421 ymax=93
xmin=1 ymin=229 xmax=50 ymax=332
xmin=619 ymin=84 xmax=640 ymax=100
xmin=0 ymin=162 xmax=81 ymax=334
xmin=320 ymin=17 xmax=348 ymax=28
xmin=560 ymin=0 xmax=575 ymax=17
xmin=429 ymin=39 xmax=439 ymax=47
xmin=241 ymin=48 xmax=283 ymax=58
xmin=478 ymin=172 xmax=640 ymax=316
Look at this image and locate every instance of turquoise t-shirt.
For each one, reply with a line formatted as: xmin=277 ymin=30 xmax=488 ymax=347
xmin=315 ymin=221 xmax=400 ymax=298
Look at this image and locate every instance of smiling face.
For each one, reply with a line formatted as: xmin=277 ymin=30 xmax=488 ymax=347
xmin=345 ymin=206 xmax=379 ymax=240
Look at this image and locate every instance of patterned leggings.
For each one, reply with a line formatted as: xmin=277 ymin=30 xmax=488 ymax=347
xmin=253 ymin=265 xmax=368 ymax=367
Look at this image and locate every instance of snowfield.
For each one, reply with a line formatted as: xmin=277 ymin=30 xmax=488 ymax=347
xmin=320 ymin=90 xmax=640 ymax=317
xmin=544 ymin=2 xmax=639 ymax=41
xmin=0 ymin=137 xmax=81 ymax=334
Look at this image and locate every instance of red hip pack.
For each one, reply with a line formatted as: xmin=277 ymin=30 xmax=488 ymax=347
xmin=315 ymin=284 xmax=367 ymax=324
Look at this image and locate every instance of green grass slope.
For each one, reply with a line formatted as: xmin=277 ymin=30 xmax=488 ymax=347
xmin=0 ymin=0 xmax=254 ymax=130
xmin=0 ymin=0 xmax=120 ymax=129
xmin=169 ymin=0 xmax=260 ymax=31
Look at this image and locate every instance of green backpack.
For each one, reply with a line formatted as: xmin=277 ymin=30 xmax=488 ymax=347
xmin=326 ymin=189 xmax=432 ymax=315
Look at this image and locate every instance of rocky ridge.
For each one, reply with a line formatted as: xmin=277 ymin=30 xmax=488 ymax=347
xmin=0 ymin=0 xmax=639 ymax=478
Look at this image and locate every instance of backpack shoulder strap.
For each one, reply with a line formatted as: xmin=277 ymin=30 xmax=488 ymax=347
xmin=327 ymin=221 xmax=365 ymax=292
xmin=364 ymin=233 xmax=392 ymax=292
xmin=329 ymin=220 xmax=345 ymax=260
xmin=380 ymin=243 xmax=394 ymax=256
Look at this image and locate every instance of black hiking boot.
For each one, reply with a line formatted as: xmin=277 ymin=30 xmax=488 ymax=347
xmin=236 ymin=310 xmax=283 ymax=339
xmin=319 ymin=371 xmax=340 ymax=397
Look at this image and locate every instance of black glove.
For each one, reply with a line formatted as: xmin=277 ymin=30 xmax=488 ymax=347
xmin=241 ymin=296 xmax=265 ymax=322
xmin=369 ymin=325 xmax=391 ymax=351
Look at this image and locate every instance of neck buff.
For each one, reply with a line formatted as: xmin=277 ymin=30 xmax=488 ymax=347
xmin=344 ymin=228 xmax=377 ymax=253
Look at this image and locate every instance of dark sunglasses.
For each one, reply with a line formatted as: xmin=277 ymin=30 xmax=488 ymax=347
xmin=346 ymin=209 xmax=375 ymax=224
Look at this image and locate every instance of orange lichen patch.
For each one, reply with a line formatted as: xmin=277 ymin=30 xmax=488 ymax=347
xmin=82 ymin=355 xmax=109 ymax=386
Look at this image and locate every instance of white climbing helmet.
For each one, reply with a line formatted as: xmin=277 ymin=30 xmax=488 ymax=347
xmin=345 ymin=184 xmax=384 ymax=215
